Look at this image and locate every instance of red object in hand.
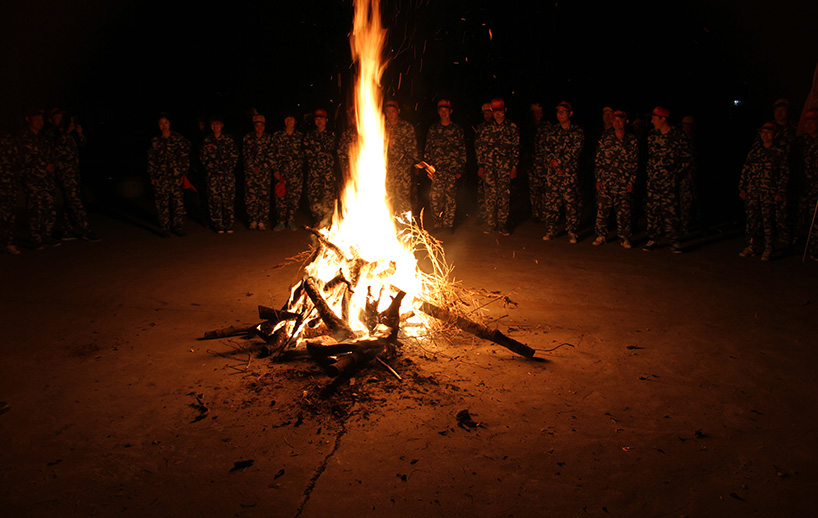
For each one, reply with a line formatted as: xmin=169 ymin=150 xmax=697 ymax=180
xmin=626 ymin=184 xmax=633 ymax=193
xmin=510 ymin=166 xmax=517 ymax=179
xmin=596 ymin=182 xmax=603 ymax=192
xmin=550 ymin=159 xmax=559 ymax=169
xmin=477 ymin=166 xmax=484 ymax=178
xmin=275 ymin=179 xmax=286 ymax=198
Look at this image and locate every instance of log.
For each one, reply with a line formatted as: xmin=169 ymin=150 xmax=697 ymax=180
xmin=305 ymin=226 xmax=346 ymax=261
xmin=418 ymin=301 xmax=536 ymax=358
xmin=302 ymin=276 xmax=356 ymax=341
xmin=257 ymin=305 xmax=301 ymax=322
xmin=201 ymin=324 xmax=257 ymax=340
xmin=379 ymin=290 xmax=406 ymax=341
xmin=325 ymin=339 xmax=386 ymax=376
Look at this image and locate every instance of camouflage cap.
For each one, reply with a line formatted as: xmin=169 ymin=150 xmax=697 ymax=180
xmin=490 ymin=98 xmax=505 ymax=111
xmin=759 ymin=121 xmax=776 ymax=132
xmin=481 ymin=103 xmax=492 ymax=113
xmin=651 ymin=106 xmax=670 ymax=118
xmin=437 ymin=99 xmax=452 ymax=109
xmin=773 ymin=98 xmax=790 ymax=108
xmin=384 ymin=99 xmax=399 ymax=110
xmin=613 ymin=110 xmax=627 ymax=119
xmin=252 ymin=114 xmax=265 ymax=124
xmin=313 ymin=108 xmax=328 ymax=118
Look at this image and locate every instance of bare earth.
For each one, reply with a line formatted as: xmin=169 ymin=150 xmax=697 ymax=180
xmin=1 ymin=211 xmax=816 ymax=518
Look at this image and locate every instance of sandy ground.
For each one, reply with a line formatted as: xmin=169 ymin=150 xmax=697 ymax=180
xmin=1 ymin=206 xmax=817 ymax=518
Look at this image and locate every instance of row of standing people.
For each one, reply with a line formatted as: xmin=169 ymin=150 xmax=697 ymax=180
xmin=1 ymin=108 xmax=101 ymax=255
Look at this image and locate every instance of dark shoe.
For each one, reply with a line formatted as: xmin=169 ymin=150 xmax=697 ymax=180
xmin=498 ymin=227 xmax=511 ymax=236
xmin=3 ymin=245 xmax=21 ymax=255
xmin=670 ymin=242 xmax=683 ymax=254
xmin=642 ymin=240 xmax=658 ymax=251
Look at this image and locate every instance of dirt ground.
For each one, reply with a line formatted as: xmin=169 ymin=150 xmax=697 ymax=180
xmin=1 ymin=207 xmax=817 ymax=518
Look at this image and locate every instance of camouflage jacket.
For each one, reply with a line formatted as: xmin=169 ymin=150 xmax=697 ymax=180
xmin=303 ymin=128 xmax=336 ymax=172
xmin=424 ymin=121 xmax=466 ymax=175
xmin=16 ymin=128 xmax=54 ymax=177
xmin=53 ymin=131 xmax=80 ymax=172
xmin=739 ymin=144 xmax=789 ymax=197
xmin=594 ymin=129 xmax=638 ymax=190
xmin=646 ymin=126 xmax=690 ymax=185
xmin=385 ymin=118 xmax=419 ymax=173
xmin=271 ymin=129 xmax=304 ymax=175
xmin=148 ymin=131 xmax=190 ymax=180
xmin=200 ymin=134 xmax=239 ymax=173
xmin=532 ymin=121 xmax=553 ymax=172
xmin=242 ymin=132 xmax=275 ymax=172
xmin=337 ymin=126 xmax=358 ymax=176
xmin=545 ymin=122 xmax=584 ymax=176
xmin=0 ymin=133 xmax=18 ymax=187
xmin=474 ymin=118 xmax=520 ymax=169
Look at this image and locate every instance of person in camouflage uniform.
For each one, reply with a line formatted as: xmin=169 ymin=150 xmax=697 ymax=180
xmin=592 ymin=110 xmax=638 ymax=248
xmin=337 ymin=106 xmax=358 ymax=183
xmin=303 ymin=108 xmax=337 ymax=228
xmin=530 ymin=114 xmax=552 ymax=224
xmin=474 ymin=103 xmax=495 ymax=224
xmin=678 ymin=115 xmax=698 ymax=234
xmin=0 ymin=131 xmax=20 ymax=254
xmin=424 ymin=99 xmax=466 ymax=231
xmin=384 ymin=100 xmax=420 ymax=217
xmin=770 ymin=99 xmax=797 ymax=246
xmin=147 ymin=114 xmax=190 ymax=237
xmin=795 ymin=109 xmax=818 ymax=260
xmin=542 ymin=101 xmax=584 ymax=243
xmin=50 ymin=111 xmax=99 ymax=242
xmin=642 ymin=106 xmax=690 ymax=253
xmin=17 ymin=109 xmax=59 ymax=249
xmin=243 ymin=114 xmax=275 ymax=231
xmin=200 ymin=116 xmax=239 ymax=233
xmin=474 ymin=98 xmax=519 ymax=235
xmin=271 ymin=113 xmax=305 ymax=231
xmin=739 ymin=122 xmax=790 ymax=261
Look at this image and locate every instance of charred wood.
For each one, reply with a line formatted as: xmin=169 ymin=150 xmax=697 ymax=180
xmin=303 ymin=276 xmax=356 ymax=341
xmin=418 ymin=301 xmax=536 ymax=358
xmin=201 ymin=324 xmax=256 ymax=340
xmin=258 ymin=305 xmax=301 ymax=322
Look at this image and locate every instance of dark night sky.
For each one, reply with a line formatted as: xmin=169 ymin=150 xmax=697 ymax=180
xmin=1 ymin=0 xmax=816 ymax=177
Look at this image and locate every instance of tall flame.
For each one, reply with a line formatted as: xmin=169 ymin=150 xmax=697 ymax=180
xmin=304 ymin=0 xmax=422 ymax=335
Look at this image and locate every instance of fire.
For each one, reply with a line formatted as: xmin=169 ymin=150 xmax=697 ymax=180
xmin=290 ymin=0 xmax=427 ymax=340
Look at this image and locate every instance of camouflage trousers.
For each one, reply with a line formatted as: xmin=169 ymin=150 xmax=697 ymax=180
xmin=0 ymin=178 xmax=18 ymax=247
xmin=306 ymin=168 xmax=335 ymax=226
xmin=276 ymin=168 xmax=303 ymax=224
xmin=595 ymin=188 xmax=632 ymax=240
xmin=430 ymin=172 xmax=457 ymax=228
xmin=386 ymin=167 xmax=414 ymax=217
xmin=774 ymin=197 xmax=790 ymax=245
xmin=744 ymin=190 xmax=775 ymax=251
xmin=545 ymin=173 xmax=579 ymax=235
xmin=678 ymin=171 xmax=695 ymax=234
xmin=645 ymin=183 xmax=679 ymax=242
xmin=245 ymin=168 xmax=271 ymax=224
xmin=482 ymin=165 xmax=512 ymax=230
xmin=528 ymin=166 xmax=548 ymax=222
xmin=55 ymin=167 xmax=89 ymax=234
xmin=24 ymin=172 xmax=56 ymax=243
xmin=206 ymin=169 xmax=235 ymax=231
xmin=153 ymin=175 xmax=186 ymax=231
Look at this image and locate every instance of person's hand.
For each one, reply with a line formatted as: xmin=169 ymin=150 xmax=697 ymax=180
xmin=510 ymin=166 xmax=517 ymax=179
xmin=739 ymin=190 xmax=746 ymax=199
xmin=477 ymin=166 xmax=484 ymax=178
xmin=596 ymin=182 xmax=603 ymax=192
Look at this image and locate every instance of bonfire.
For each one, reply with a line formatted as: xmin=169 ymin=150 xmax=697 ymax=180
xmin=203 ymin=0 xmax=534 ymax=375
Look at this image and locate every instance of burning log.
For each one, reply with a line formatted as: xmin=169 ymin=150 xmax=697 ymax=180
xmin=379 ymin=289 xmax=406 ymax=341
xmin=201 ymin=324 xmax=256 ymax=340
xmin=257 ymin=306 xmax=300 ymax=322
xmin=417 ymin=301 xmax=536 ymax=358
xmin=305 ymin=226 xmax=347 ymax=261
xmin=303 ymin=276 xmax=356 ymax=342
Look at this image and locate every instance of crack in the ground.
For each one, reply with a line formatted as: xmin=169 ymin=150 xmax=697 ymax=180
xmin=292 ymin=421 xmax=348 ymax=518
